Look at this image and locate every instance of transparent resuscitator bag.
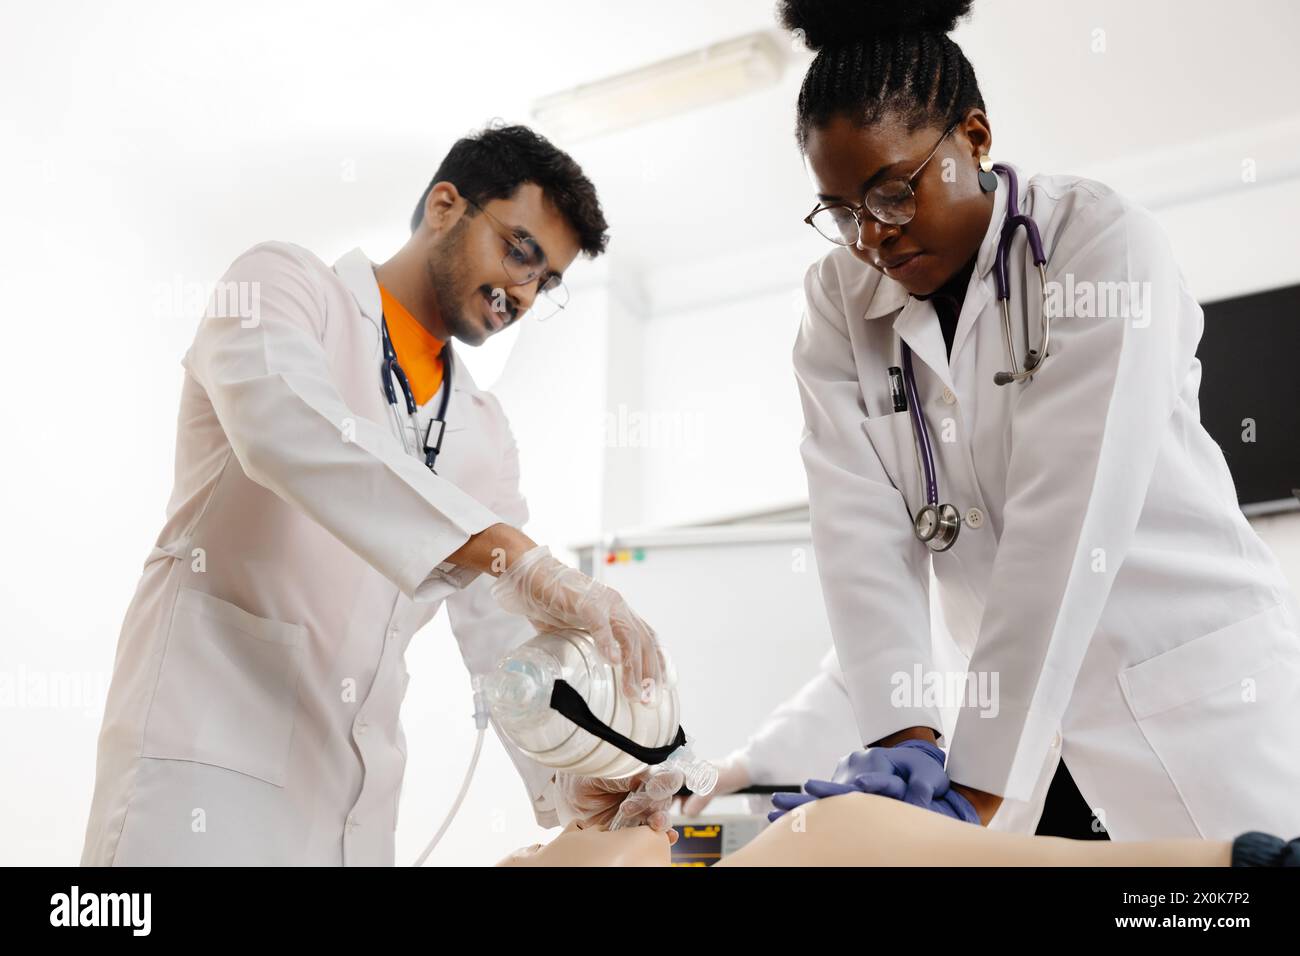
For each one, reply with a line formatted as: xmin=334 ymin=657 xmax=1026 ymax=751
xmin=483 ymin=627 xmax=716 ymax=793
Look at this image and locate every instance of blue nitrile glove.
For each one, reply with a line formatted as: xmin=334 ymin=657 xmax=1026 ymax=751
xmin=768 ymin=740 xmax=979 ymax=825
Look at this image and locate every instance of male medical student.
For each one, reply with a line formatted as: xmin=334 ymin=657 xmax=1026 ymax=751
xmin=81 ymin=124 xmax=676 ymax=866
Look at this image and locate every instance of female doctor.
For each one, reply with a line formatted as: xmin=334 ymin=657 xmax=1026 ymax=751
xmin=779 ymin=0 xmax=1300 ymax=840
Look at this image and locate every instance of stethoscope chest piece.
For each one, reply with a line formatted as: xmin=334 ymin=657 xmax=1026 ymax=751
xmin=891 ymin=161 xmax=1053 ymax=554
xmin=899 ymin=344 xmax=963 ymax=554
xmin=914 ymin=502 xmax=961 ymax=552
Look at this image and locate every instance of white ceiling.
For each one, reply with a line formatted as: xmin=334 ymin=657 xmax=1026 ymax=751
xmin=571 ymin=0 xmax=1300 ymax=279
xmin=4 ymin=0 xmax=1299 ymax=293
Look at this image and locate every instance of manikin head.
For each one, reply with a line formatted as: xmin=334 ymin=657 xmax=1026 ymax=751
xmin=496 ymin=821 xmax=672 ymax=868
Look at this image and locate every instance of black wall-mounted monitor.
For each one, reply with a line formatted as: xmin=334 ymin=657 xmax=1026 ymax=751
xmin=1195 ymin=284 xmax=1300 ymax=513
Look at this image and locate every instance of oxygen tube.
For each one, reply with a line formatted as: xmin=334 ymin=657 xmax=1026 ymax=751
xmin=411 ymin=677 xmax=490 ymax=867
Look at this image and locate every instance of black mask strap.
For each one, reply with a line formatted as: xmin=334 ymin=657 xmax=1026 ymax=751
xmin=549 ymin=679 xmax=687 ymax=766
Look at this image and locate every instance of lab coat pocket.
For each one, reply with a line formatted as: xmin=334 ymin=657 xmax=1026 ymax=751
xmin=861 ymin=411 xmax=921 ymax=512
xmin=142 ymin=586 xmax=307 ymax=788
xmin=1117 ymin=600 xmax=1300 ymax=838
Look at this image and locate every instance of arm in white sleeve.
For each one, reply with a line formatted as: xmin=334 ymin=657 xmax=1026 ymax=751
xmin=443 ymin=392 xmax=559 ymax=827
xmin=185 ymin=241 xmax=503 ymax=601
xmin=945 ymin=195 xmax=1200 ymax=801
xmin=793 ymin=259 xmax=943 ymax=748
xmin=739 ymin=647 xmax=864 ymax=784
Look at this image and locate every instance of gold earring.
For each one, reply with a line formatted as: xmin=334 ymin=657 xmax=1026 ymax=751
xmin=978 ymin=153 xmax=998 ymax=192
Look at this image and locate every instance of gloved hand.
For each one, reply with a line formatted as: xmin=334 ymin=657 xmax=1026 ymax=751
xmin=768 ymin=740 xmax=979 ymax=825
xmin=556 ymin=766 xmax=684 ymax=845
xmin=491 ymin=545 xmax=667 ymax=703
xmin=678 ymin=752 xmax=752 ymax=816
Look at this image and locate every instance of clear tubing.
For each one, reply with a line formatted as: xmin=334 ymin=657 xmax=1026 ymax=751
xmin=413 ymin=680 xmax=491 ymax=866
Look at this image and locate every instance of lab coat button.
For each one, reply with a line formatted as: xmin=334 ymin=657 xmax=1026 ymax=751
xmin=356 ymin=717 xmax=368 ymax=735
xmin=345 ymin=815 xmax=359 ymax=831
xmin=388 ymin=626 xmax=399 ymax=640
xmin=964 ymin=507 xmax=984 ymax=529
xmin=1051 ymin=731 xmax=1062 ymax=749
xmin=941 ymin=387 xmax=956 ymax=405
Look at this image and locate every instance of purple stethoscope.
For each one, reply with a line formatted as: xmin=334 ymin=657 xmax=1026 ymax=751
xmin=896 ymin=162 xmax=1054 ymax=552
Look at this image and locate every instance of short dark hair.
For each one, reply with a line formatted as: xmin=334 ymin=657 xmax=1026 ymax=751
xmin=410 ymin=122 xmax=610 ymax=258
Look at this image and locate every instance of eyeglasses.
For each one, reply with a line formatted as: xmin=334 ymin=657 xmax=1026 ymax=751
xmin=467 ymin=198 xmax=569 ymax=321
xmin=804 ymin=121 xmax=958 ymax=245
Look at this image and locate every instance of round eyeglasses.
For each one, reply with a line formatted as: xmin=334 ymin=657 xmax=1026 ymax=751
xmin=804 ymin=121 xmax=957 ymax=245
xmin=468 ymin=199 xmax=569 ymax=321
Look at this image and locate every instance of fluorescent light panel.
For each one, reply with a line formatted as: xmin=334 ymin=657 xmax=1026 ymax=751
xmin=531 ymin=30 xmax=790 ymax=142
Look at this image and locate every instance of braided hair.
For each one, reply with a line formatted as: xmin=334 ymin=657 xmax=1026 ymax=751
xmin=777 ymin=0 xmax=985 ymax=149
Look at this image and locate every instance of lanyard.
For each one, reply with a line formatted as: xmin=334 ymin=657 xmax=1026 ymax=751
xmin=380 ymin=312 xmax=453 ymax=473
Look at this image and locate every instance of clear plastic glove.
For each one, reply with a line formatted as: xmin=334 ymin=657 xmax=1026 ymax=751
xmin=491 ymin=545 xmax=666 ymax=703
xmin=678 ymin=753 xmax=752 ymax=816
xmin=556 ymin=766 xmax=684 ymax=845
xmin=768 ymin=740 xmax=979 ymax=825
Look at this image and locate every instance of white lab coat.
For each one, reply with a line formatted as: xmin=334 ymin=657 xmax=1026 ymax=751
xmin=81 ymin=242 xmax=558 ymax=866
xmin=731 ymin=581 xmax=968 ymax=789
xmin=732 ymin=648 xmax=862 ymax=786
xmin=792 ymin=166 xmax=1300 ymax=840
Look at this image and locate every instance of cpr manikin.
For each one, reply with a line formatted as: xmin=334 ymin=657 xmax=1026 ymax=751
xmin=497 ymin=793 xmax=1260 ymax=868
xmin=498 ymin=820 xmax=672 ymax=867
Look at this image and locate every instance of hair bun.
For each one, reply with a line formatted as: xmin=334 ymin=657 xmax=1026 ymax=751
xmin=778 ymin=0 xmax=974 ymax=53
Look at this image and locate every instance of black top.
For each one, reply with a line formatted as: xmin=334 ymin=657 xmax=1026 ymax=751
xmin=913 ymin=255 xmax=976 ymax=361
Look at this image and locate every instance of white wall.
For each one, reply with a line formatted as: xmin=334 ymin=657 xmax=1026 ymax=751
xmin=638 ymin=284 xmax=811 ymax=527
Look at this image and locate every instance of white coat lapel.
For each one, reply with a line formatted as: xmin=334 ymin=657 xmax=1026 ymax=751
xmin=894 ymin=295 xmax=955 ymax=394
xmin=333 ymin=247 xmax=383 ymax=329
xmin=949 ymin=271 xmax=990 ymax=367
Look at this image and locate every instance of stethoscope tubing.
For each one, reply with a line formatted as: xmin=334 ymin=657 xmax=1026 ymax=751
xmin=897 ymin=163 xmax=1052 ymax=546
xmin=380 ymin=312 xmax=453 ymax=472
xmin=901 ymin=343 xmax=938 ymax=507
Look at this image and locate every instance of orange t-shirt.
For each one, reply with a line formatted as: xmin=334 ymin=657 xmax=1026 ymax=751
xmin=379 ymin=283 xmax=445 ymax=406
